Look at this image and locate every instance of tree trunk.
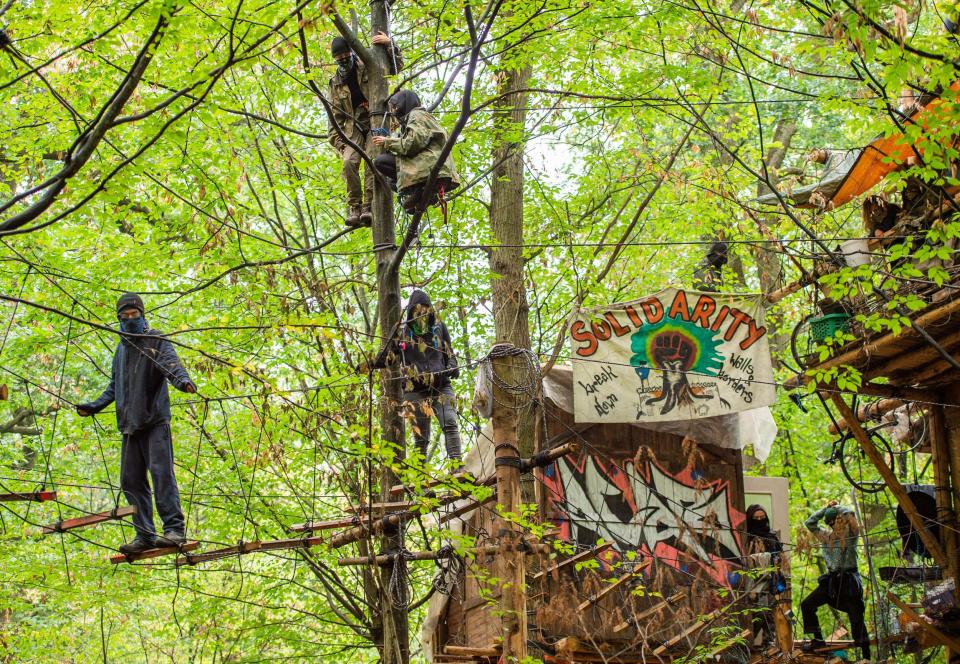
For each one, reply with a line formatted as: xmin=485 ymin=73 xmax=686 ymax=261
xmin=368 ymin=1 xmax=408 ymax=661
xmin=488 ymin=63 xmax=541 ymax=510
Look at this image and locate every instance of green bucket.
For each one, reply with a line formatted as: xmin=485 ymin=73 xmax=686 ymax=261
xmin=809 ymin=313 xmax=851 ymax=342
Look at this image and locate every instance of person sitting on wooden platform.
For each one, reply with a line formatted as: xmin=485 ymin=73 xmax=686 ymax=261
xmin=372 ymin=289 xmax=462 ymax=464
xmin=76 ymin=293 xmax=197 ymax=555
xmin=800 ymin=503 xmax=870 ymax=661
xmin=371 ymin=90 xmax=460 ymax=215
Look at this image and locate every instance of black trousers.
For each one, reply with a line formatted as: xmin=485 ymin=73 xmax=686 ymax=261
xmin=120 ymin=421 xmax=185 ymax=539
xmin=372 ymin=153 xmax=453 ymax=213
xmin=801 ymin=570 xmax=869 ymax=658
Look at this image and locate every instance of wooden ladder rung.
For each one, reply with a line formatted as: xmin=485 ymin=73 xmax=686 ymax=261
xmin=42 ymin=505 xmax=136 ymax=535
xmin=0 ymin=491 xmax=57 ymax=503
xmin=288 ymin=516 xmax=361 ymax=533
xmin=110 ymin=540 xmax=199 ymax=564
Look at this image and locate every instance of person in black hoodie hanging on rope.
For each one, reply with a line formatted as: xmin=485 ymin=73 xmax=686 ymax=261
xmin=372 ymin=289 xmax=462 ymax=464
xmin=76 ymin=293 xmax=196 ymax=555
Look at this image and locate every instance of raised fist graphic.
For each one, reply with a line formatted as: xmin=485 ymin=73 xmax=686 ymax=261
xmin=652 ymin=332 xmax=694 ymax=371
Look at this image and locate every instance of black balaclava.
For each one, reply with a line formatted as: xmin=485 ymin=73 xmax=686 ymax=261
xmin=331 ymin=37 xmax=355 ymax=78
xmin=746 ymin=504 xmax=771 ymax=536
xmin=116 ymin=292 xmax=146 ymax=335
xmin=388 ymin=90 xmax=422 ymax=127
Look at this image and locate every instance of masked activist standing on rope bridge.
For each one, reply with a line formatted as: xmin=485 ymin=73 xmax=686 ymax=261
xmin=76 ymin=293 xmax=197 ymax=555
xmin=371 ymin=290 xmax=462 ymax=464
xmin=328 ymin=31 xmax=403 ymax=228
xmin=800 ymin=503 xmax=870 ymax=661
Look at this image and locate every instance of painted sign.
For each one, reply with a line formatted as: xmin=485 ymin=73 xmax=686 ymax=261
xmin=570 ymin=289 xmax=775 ymax=422
xmin=542 ymin=453 xmax=744 ymax=584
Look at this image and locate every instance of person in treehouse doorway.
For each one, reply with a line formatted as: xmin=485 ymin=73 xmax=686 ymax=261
xmin=372 ymin=289 xmax=462 ymax=464
xmin=328 ymin=31 xmax=403 ymax=227
xmin=743 ymin=504 xmax=786 ymax=648
xmin=371 ymin=89 xmax=460 ymax=214
xmin=800 ymin=503 xmax=870 ymax=661
xmin=76 ymin=293 xmax=196 ymax=555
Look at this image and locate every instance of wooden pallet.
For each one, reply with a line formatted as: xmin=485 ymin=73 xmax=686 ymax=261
xmin=110 ymin=541 xmax=199 ymax=564
xmin=42 ymin=506 xmax=135 ymax=534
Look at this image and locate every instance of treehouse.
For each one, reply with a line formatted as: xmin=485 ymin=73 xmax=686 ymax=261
xmin=768 ymin=84 xmax=960 ymax=660
xmin=423 ymin=355 xmax=782 ymax=664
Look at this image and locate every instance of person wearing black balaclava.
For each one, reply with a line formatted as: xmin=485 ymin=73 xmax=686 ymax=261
xmin=372 ymin=89 xmax=460 ymax=214
xmin=76 ymin=293 xmax=196 ymax=555
xmin=328 ymin=31 xmax=403 ymax=227
xmin=370 ymin=289 xmax=462 ymax=463
xmin=743 ymin=505 xmax=785 ymax=647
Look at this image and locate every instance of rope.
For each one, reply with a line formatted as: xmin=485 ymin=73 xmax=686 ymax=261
xmin=387 ymin=546 xmax=415 ymax=609
xmin=432 ymin=543 xmax=464 ymax=600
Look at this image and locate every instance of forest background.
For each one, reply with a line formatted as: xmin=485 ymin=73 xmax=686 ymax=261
xmin=0 ymin=0 xmax=958 ymax=661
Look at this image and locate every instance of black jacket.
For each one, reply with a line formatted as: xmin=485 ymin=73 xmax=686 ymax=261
xmin=376 ymin=290 xmax=459 ymax=394
xmin=82 ymin=329 xmax=193 ymax=434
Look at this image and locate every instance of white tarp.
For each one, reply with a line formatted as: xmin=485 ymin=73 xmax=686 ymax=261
xmin=570 ymin=289 xmax=776 ymax=423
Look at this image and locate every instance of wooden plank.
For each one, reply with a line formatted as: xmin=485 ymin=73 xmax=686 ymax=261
xmin=531 ymin=542 xmax=614 ymax=582
xmin=288 ymin=516 xmax=363 ymax=533
xmin=442 ymin=645 xmax=501 ymax=657
xmin=888 ymin=592 xmax=960 ymax=653
xmin=0 ymin=490 xmax=57 ymax=503
xmin=42 ymin=505 xmax=136 ymax=535
xmin=576 ymin=560 xmax=651 ymax=612
xmin=110 ymin=540 xmax=199 ymax=564
xmin=652 ymin=607 xmax=722 ymax=655
xmin=175 ymin=540 xmax=263 ymax=566
xmin=256 ymin=535 xmax=326 ymax=552
xmin=338 ymin=542 xmax=552 ymax=566
xmin=612 ymin=591 xmax=685 ymax=633
xmin=832 ymin=395 xmax=949 ymax=568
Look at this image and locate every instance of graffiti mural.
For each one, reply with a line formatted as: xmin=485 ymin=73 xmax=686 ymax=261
xmin=542 ymin=453 xmax=744 ymax=584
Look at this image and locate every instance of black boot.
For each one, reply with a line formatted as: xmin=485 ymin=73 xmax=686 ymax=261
xmin=155 ymin=531 xmax=186 ymax=547
xmin=801 ymin=638 xmax=827 ymax=653
xmin=345 ymin=205 xmax=362 ymax=227
xmin=119 ymin=537 xmax=156 ymax=555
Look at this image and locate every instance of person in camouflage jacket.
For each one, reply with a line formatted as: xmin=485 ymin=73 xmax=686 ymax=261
xmin=372 ymin=90 xmax=460 ymax=213
xmin=328 ymin=32 xmax=402 ymax=227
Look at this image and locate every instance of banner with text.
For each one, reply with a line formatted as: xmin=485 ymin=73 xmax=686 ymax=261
xmin=570 ymin=289 xmax=775 ymax=423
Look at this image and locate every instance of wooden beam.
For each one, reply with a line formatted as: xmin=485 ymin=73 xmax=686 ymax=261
xmin=929 ymin=406 xmax=958 ymax=582
xmin=256 ymin=535 xmax=326 ymax=552
xmin=438 ymin=494 xmax=496 ymax=525
xmin=887 ymin=592 xmax=960 ymax=653
xmin=613 ymin=591 xmax=686 ymax=633
xmin=766 ymin=275 xmax=813 ymax=303
xmin=531 ymin=542 xmax=614 ymax=582
xmin=831 ymin=395 xmax=949 ymax=568
xmin=42 ymin=505 xmax=135 ymax=535
xmin=788 ymin=297 xmax=960 ymax=387
xmin=576 ymin=560 xmax=652 ymax=612
xmin=863 ymin=328 xmax=960 ymax=381
xmin=110 ymin=540 xmax=199 ymax=564
xmin=0 ymin=490 xmax=57 ymax=503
